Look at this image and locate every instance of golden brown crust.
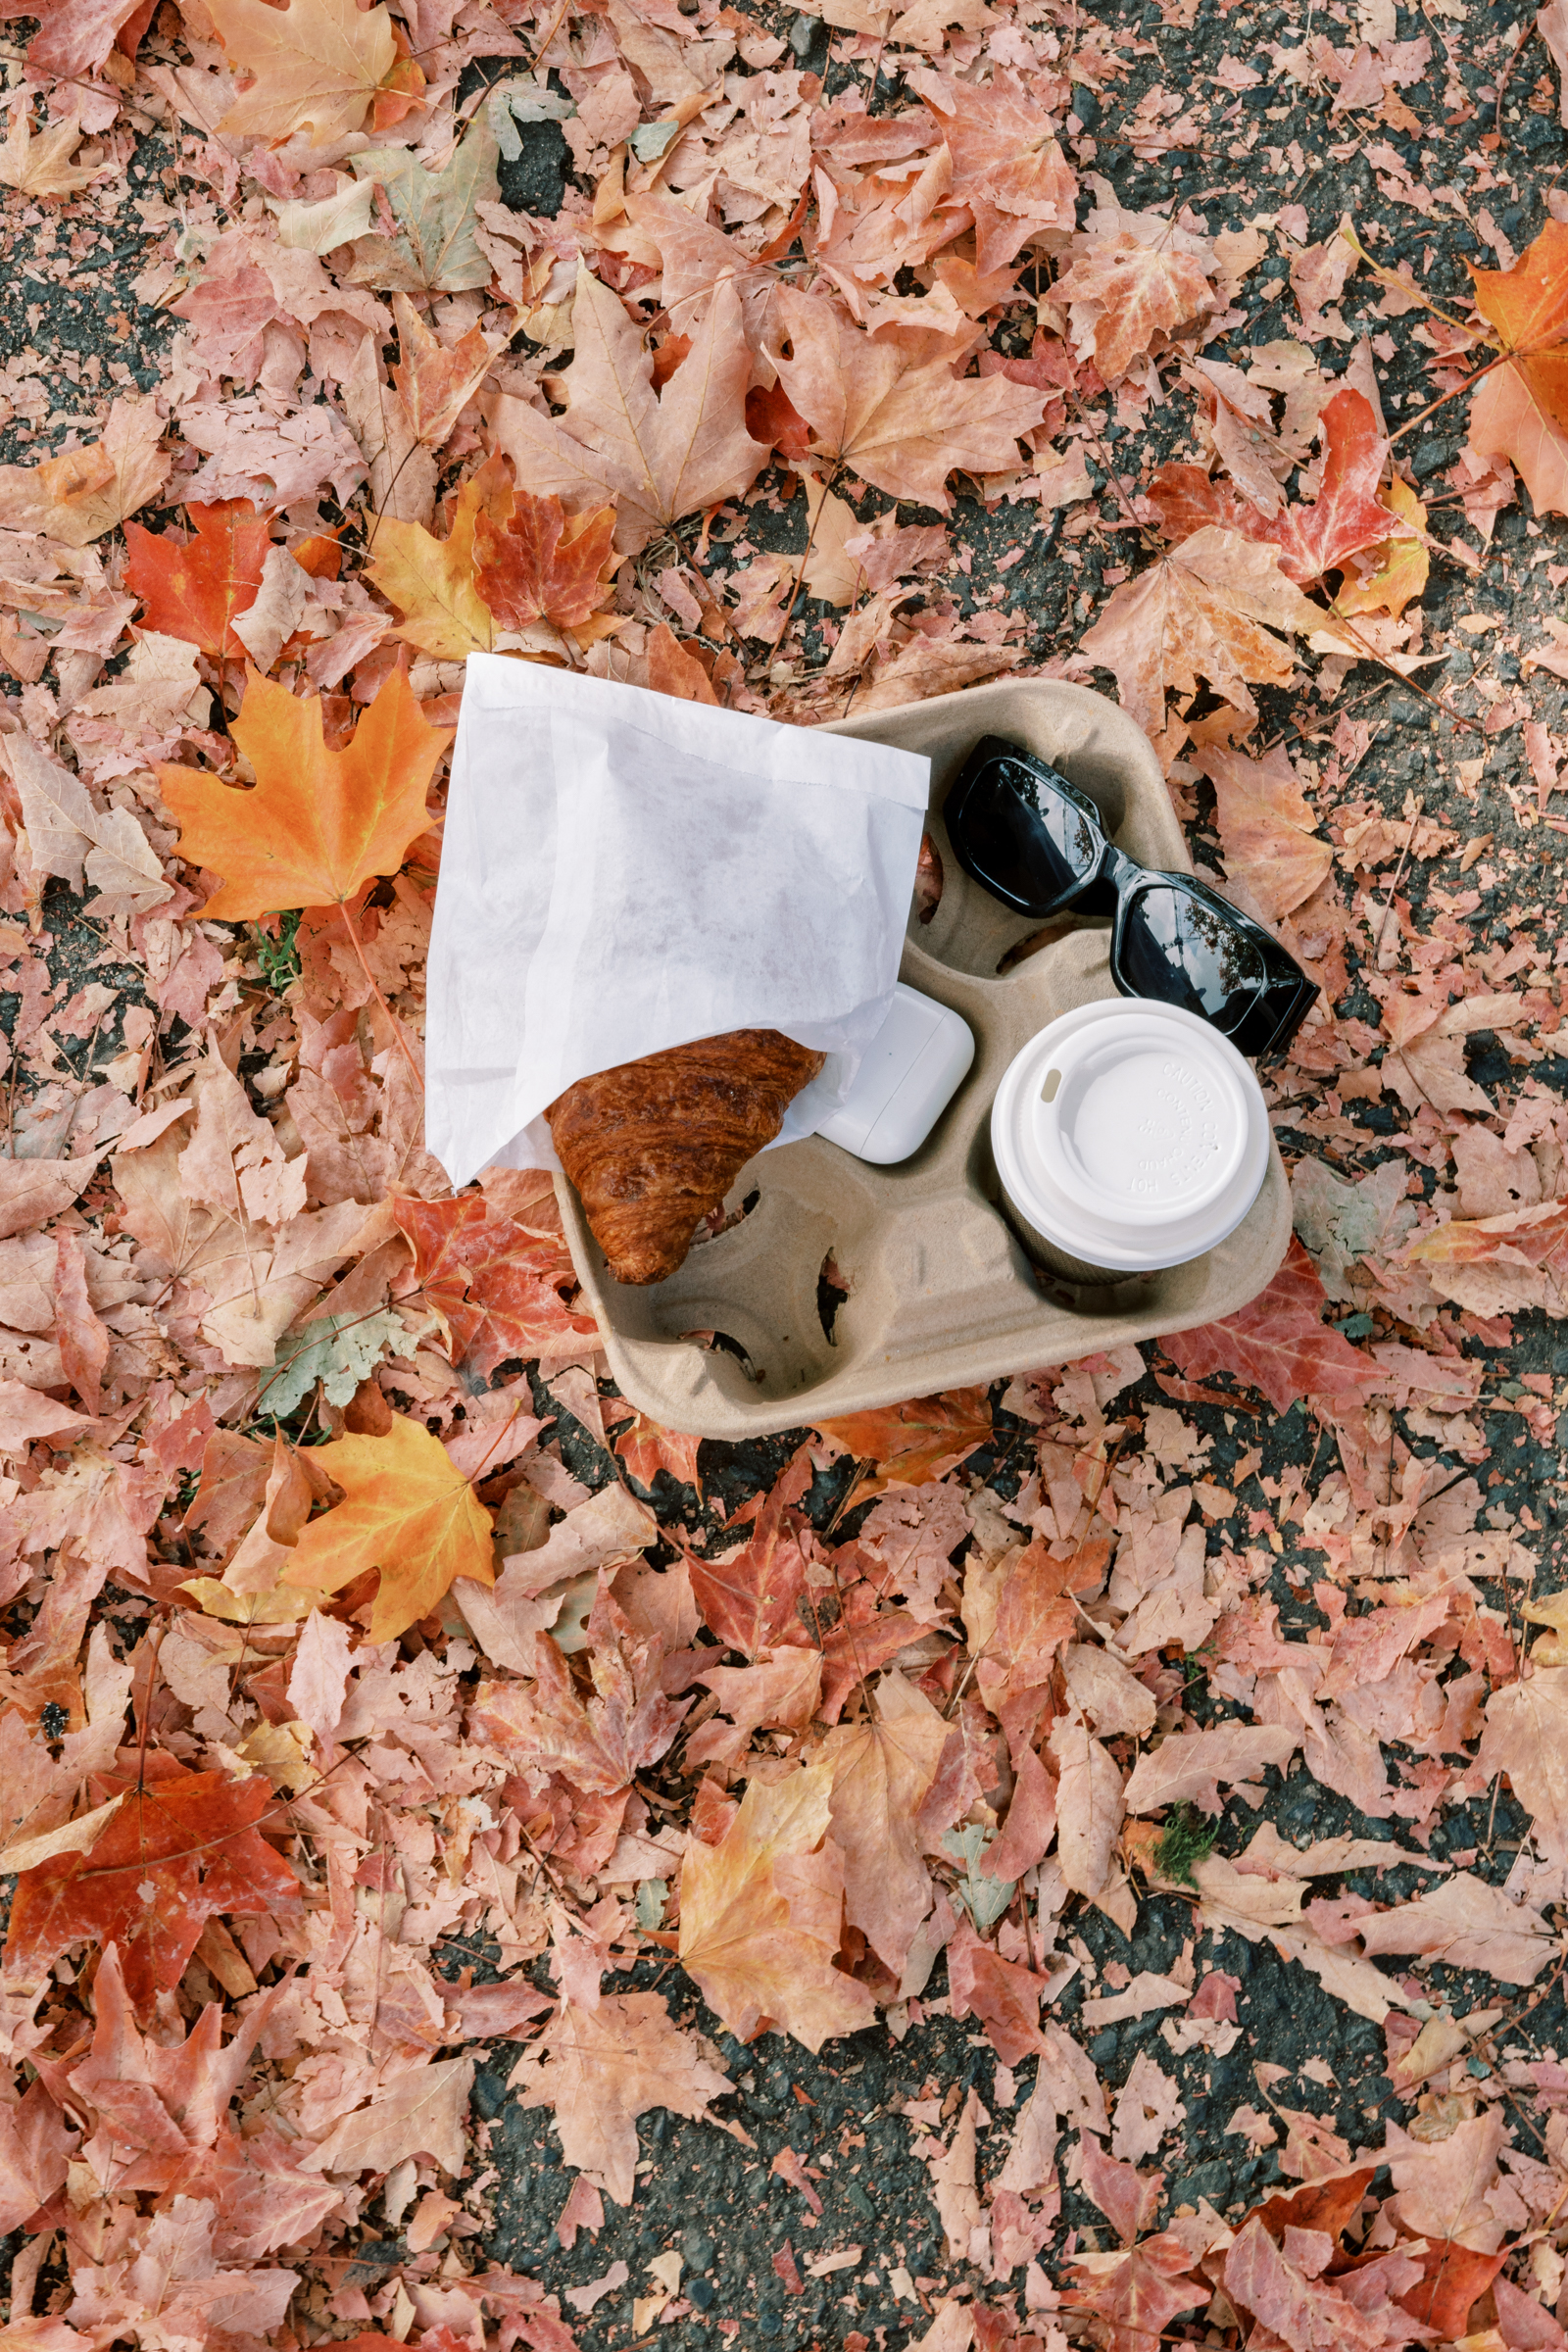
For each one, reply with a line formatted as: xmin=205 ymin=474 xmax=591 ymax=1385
xmin=547 ymin=1029 xmax=825 ymax=1286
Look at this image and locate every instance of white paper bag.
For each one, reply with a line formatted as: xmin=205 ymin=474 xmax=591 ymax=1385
xmin=425 ymin=656 xmax=930 ymax=1187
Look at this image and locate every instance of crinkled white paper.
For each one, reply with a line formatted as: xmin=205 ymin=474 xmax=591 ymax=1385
xmin=425 ymin=655 xmax=930 ymax=1186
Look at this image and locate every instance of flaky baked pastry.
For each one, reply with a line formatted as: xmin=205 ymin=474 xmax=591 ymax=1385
xmin=547 ymin=1029 xmax=825 ymax=1286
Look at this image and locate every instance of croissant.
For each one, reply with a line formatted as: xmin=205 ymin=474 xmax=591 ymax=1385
xmin=547 ymin=1029 xmax=825 ymax=1286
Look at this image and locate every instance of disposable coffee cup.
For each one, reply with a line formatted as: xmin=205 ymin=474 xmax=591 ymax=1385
xmin=990 ymin=999 xmax=1270 ymax=1286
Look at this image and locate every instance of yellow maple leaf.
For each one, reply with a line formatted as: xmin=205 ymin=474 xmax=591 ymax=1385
xmin=0 ymin=397 xmax=168 ymax=547
xmin=158 ymin=665 xmax=449 ymax=920
xmin=365 ymin=457 xmax=510 ymax=661
xmin=209 ymin=0 xmax=399 ymax=148
xmin=1334 ymin=474 xmax=1429 ymax=621
xmin=0 ymin=105 xmax=105 ymax=199
xmin=677 ymin=1764 xmax=878 ymax=2053
xmin=281 ymin=1411 xmax=494 ymax=1642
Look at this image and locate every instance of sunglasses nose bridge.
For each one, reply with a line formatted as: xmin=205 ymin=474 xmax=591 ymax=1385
xmin=1069 ymin=841 xmax=1137 ymax=922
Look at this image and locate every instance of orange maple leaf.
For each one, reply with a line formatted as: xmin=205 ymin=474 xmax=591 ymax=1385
xmin=392 ymin=1193 xmax=598 ymax=1380
xmin=1053 ymin=232 xmax=1216 ymax=382
xmin=818 ymin=1678 xmax=950 ymax=1974
xmin=919 ymin=72 xmax=1077 ymax=274
xmin=1189 ymin=737 xmax=1335 ymax=925
xmin=1078 ymin=525 xmax=1311 ymax=752
xmin=1149 ymin=390 xmax=1396 ymax=588
xmin=472 ymin=487 xmax=617 ymax=633
xmin=12 ymin=0 xmax=151 ymax=77
xmin=768 ymin=286 xmax=1048 ymax=510
xmin=1477 ymin=1667 xmax=1568 ymax=1875
xmin=1335 ymin=474 xmax=1429 ymax=619
xmin=1396 ymin=2240 xmax=1507 ymax=2338
xmin=5 ymin=1756 xmax=301 ymax=2014
xmin=1467 ymin=219 xmax=1568 ymax=517
xmin=206 ymin=0 xmax=400 ymax=146
xmin=159 ymin=666 xmax=451 ymax=920
xmin=644 ymin=622 xmax=719 ymax=706
xmin=123 ymin=500 xmax=271 ymax=660
xmin=813 ymin=1386 xmax=992 ymax=1504
xmin=364 ymin=458 xmax=510 ymax=662
xmin=608 ymin=1402 xmax=706 ymax=1493
xmin=947 ymin=1918 xmax=1050 ymax=2064
xmin=490 ymin=262 xmax=770 ymax=557
xmin=1161 ymin=1236 xmax=1383 ymax=1414
xmin=510 ymin=1990 xmax=733 ymax=2208
xmin=471 ymin=1586 xmax=688 ymax=1798
xmin=391 ymin=293 xmax=494 ymax=450
xmin=280 ymin=1410 xmax=494 ymax=1643
xmin=677 ymin=1763 xmax=877 ymax=2051
xmin=681 ymin=1446 xmax=813 ymax=1653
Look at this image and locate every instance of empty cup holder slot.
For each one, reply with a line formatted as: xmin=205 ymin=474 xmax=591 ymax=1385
xmin=602 ymin=1176 xmax=851 ymax=1404
xmin=678 ymin=1327 xmax=762 ymax=1385
xmin=817 ymin=1250 xmax=850 ymax=1346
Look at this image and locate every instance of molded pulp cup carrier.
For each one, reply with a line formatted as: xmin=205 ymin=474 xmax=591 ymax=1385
xmin=555 ymin=679 xmax=1294 ymax=1440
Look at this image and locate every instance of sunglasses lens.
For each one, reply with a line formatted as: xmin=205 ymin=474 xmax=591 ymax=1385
xmin=1119 ymin=882 xmax=1268 ymax=1031
xmin=947 ymin=751 xmax=1103 ymax=916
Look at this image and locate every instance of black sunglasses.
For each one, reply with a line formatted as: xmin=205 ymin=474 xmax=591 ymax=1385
xmin=943 ymin=736 xmax=1318 ymax=1061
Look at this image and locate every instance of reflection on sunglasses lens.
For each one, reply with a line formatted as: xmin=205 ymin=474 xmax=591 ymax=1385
xmin=965 ymin=763 xmax=1102 ymax=909
xmin=1120 ymin=884 xmax=1266 ymax=1026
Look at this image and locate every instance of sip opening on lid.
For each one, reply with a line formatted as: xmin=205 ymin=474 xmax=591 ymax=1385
xmin=991 ymin=998 xmax=1270 ymax=1282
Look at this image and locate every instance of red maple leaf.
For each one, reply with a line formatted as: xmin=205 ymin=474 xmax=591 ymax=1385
xmin=816 ymin=1585 xmax=921 ymax=1721
xmin=7 ymin=1755 xmax=301 ymax=2013
xmin=1149 ymin=389 xmax=1394 ymax=587
xmin=684 ymin=1447 xmax=814 ymax=1657
xmin=1160 ymin=1236 xmax=1383 ymax=1414
xmin=607 ymin=1405 xmax=705 ymax=1493
xmin=947 ymin=1919 xmax=1047 ymax=2065
xmin=1396 ymin=2238 xmax=1508 ymax=2337
xmin=1062 ymin=2237 xmax=1206 ymax=2352
xmin=393 ymin=1194 xmax=598 ymax=1380
xmin=812 ymin=1386 xmax=993 ymax=1505
xmin=122 ymin=500 xmax=271 ymax=659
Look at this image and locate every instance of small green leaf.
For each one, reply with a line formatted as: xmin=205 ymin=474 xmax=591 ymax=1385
xmin=263 ymin=1308 xmax=406 ymax=1419
xmin=629 ymin=118 xmax=680 ymax=163
xmin=1152 ymin=1803 xmax=1216 ymax=1887
xmin=351 ymin=117 xmax=500 ymax=295
xmin=942 ymin=1824 xmax=1014 ymax=1932
xmin=636 ymin=1878 xmax=667 ymax=1932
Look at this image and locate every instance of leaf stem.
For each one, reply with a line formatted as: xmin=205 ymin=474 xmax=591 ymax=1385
xmin=1340 ymin=220 xmax=1480 ymax=338
xmin=1388 ymin=350 xmax=1512 ymax=447
xmin=777 ymin=462 xmax=843 ymax=645
xmin=1318 ymin=607 xmax=1485 ymax=734
xmin=336 ymin=899 xmax=426 ymax=1096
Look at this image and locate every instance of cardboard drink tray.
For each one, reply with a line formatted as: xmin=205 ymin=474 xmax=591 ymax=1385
xmin=556 ymin=678 xmax=1294 ymax=1440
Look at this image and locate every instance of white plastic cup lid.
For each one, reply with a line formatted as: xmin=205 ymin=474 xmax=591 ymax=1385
xmin=991 ymin=999 xmax=1270 ymax=1273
